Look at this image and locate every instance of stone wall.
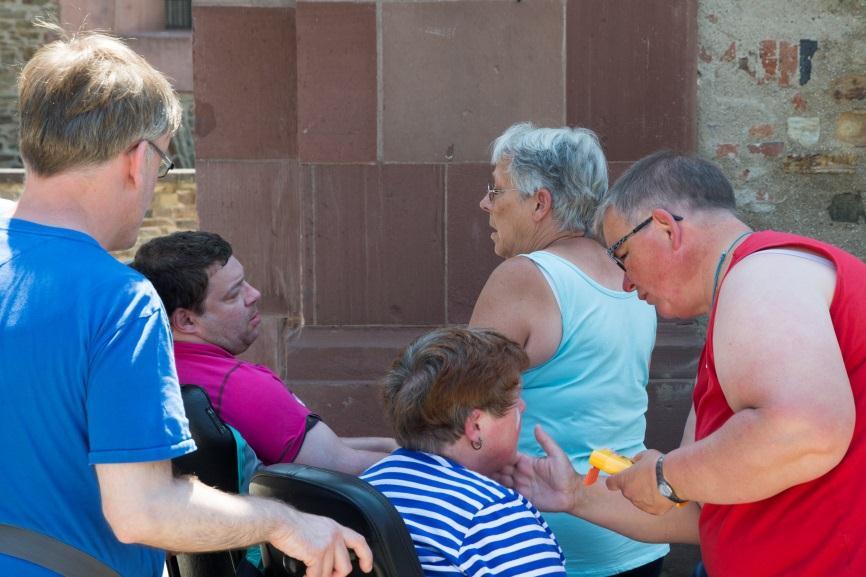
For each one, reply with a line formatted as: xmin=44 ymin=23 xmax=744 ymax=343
xmin=0 ymin=168 xmax=198 ymax=261
xmin=0 ymin=0 xmax=196 ymax=169
xmin=0 ymin=0 xmax=57 ymax=167
xmin=698 ymin=0 xmax=866 ymax=260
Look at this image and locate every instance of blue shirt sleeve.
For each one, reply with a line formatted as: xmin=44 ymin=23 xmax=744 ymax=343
xmin=86 ymin=282 xmax=194 ymax=464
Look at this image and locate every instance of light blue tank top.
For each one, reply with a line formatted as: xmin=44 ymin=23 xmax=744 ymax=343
xmin=518 ymin=251 xmax=669 ymax=576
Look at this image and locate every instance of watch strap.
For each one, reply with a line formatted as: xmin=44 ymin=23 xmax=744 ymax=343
xmin=656 ymin=454 xmax=687 ymax=504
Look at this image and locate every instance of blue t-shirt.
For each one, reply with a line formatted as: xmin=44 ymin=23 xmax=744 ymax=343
xmin=518 ymin=251 xmax=669 ymax=577
xmin=0 ymin=218 xmax=195 ymax=577
xmin=362 ymin=448 xmax=566 ymax=577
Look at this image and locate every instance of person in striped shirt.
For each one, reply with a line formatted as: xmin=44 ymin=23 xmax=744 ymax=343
xmin=361 ymin=327 xmax=567 ymax=577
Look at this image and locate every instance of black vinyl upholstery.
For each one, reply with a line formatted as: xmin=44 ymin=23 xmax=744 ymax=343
xmin=167 ymin=385 xmax=246 ymax=577
xmin=250 ymin=464 xmax=423 ymax=577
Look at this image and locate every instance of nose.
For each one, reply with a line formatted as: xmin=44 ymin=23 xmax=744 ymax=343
xmin=621 ymin=272 xmax=636 ymax=293
xmin=244 ymin=282 xmax=262 ymax=305
xmin=479 ymin=192 xmax=492 ymax=213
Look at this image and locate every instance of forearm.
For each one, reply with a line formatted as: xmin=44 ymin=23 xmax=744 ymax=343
xmin=135 ymin=477 xmax=295 ymax=551
xmin=98 ymin=461 xmax=298 ymax=552
xmin=296 ymin=422 xmax=390 ymax=475
xmin=304 ymin=445 xmax=389 ymax=476
xmin=572 ymin=482 xmax=701 ymax=544
xmin=665 ymin=406 xmax=851 ymax=505
xmin=341 ymin=436 xmax=398 ymax=453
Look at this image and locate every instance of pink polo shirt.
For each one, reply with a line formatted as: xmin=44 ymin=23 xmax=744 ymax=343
xmin=174 ymin=341 xmax=311 ymax=465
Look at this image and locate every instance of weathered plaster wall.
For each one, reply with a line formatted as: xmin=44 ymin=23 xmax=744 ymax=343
xmin=698 ymin=0 xmax=866 ymax=259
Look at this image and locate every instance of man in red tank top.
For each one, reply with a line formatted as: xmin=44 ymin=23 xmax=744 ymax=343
xmin=503 ymin=151 xmax=866 ymax=576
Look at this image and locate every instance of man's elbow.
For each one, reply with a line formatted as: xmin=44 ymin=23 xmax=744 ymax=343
xmin=102 ymin=496 xmax=161 ymax=545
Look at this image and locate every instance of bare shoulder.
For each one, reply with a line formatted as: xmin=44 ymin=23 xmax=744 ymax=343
xmin=469 ymin=255 xmax=554 ymax=351
xmin=726 ymin=249 xmax=836 ymax=301
xmin=486 ymin=255 xmax=548 ymax=292
xmin=713 ymin=249 xmax=844 ymax=410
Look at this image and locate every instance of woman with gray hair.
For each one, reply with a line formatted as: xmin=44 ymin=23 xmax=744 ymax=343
xmin=469 ymin=123 xmax=668 ymax=577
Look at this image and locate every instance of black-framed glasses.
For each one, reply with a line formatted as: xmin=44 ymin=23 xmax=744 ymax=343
xmin=606 ymin=214 xmax=683 ymax=271
xmin=486 ymin=183 xmax=520 ymax=204
xmin=145 ymin=140 xmax=175 ymax=178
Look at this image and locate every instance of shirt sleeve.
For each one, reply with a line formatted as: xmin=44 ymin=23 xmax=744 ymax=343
xmin=459 ymin=495 xmax=567 ymax=577
xmin=87 ymin=284 xmax=194 ymax=464
xmin=218 ymin=363 xmax=311 ymax=465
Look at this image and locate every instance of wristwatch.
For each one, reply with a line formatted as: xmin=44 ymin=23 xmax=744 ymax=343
xmin=656 ymin=454 xmax=687 ymax=504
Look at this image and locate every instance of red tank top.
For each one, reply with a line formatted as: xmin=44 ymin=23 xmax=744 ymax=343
xmin=694 ymin=231 xmax=866 ymax=577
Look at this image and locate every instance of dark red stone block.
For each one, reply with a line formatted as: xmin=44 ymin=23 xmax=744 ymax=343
xmin=567 ymin=0 xmax=697 ymax=161
xmin=196 ymin=159 xmax=301 ymax=315
xmin=192 ymin=6 xmax=297 ymax=160
xmin=305 ymin=164 xmax=446 ymax=325
xmin=297 ymin=2 xmax=377 ymax=162
xmin=446 ymin=163 xmax=502 ymax=323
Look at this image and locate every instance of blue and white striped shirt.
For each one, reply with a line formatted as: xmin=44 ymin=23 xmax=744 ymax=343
xmin=362 ymin=448 xmax=567 ymax=577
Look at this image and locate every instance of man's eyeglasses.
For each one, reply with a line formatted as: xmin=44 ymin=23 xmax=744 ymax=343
xmin=606 ymin=214 xmax=683 ymax=271
xmin=486 ymin=183 xmax=520 ymax=204
xmin=145 ymin=140 xmax=174 ymax=178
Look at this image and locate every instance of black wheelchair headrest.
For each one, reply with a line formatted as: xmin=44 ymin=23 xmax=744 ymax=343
xmin=250 ymin=464 xmax=423 ymax=577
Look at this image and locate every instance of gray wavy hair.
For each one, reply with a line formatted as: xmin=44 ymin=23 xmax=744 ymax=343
xmin=491 ymin=122 xmax=608 ymax=235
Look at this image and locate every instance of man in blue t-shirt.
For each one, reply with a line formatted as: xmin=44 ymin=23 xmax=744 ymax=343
xmin=0 ymin=26 xmax=371 ymax=577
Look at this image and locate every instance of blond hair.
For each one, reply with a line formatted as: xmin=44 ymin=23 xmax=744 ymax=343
xmin=17 ymin=24 xmax=182 ymax=176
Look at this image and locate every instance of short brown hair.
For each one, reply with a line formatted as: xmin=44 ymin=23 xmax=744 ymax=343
xmin=132 ymin=231 xmax=233 ymax=317
xmin=382 ymin=327 xmax=529 ymax=453
xmin=17 ymin=24 xmax=182 ymax=176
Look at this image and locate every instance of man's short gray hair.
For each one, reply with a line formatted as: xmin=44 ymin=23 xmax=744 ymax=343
xmin=593 ymin=151 xmax=737 ymax=239
xmin=491 ymin=122 xmax=608 ymax=235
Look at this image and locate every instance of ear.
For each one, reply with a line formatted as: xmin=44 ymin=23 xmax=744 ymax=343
xmin=126 ymin=140 xmax=148 ymax=191
xmin=651 ymin=208 xmax=684 ymax=251
xmin=463 ymin=408 xmax=484 ymax=442
xmin=532 ymin=188 xmax=554 ymax=222
xmin=170 ymin=307 xmax=200 ymax=336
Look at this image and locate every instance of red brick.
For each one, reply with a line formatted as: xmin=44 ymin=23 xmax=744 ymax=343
xmin=748 ymin=142 xmax=784 ymax=157
xmin=759 ymin=40 xmax=777 ymax=80
xmin=721 ymin=42 xmax=736 ymax=63
xmin=748 ymin=124 xmax=774 ymax=139
xmin=792 ymin=92 xmax=808 ymax=111
xmin=715 ymin=143 xmax=738 ymax=158
xmin=778 ymin=41 xmax=798 ymax=87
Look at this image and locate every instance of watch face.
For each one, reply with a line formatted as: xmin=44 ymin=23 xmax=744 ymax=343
xmin=659 ymin=483 xmax=673 ymax=498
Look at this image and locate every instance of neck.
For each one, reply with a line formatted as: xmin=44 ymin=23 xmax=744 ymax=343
xmin=17 ymin=169 xmax=118 ymax=248
xmin=707 ymin=226 xmax=753 ymax=309
xmin=537 ymin=228 xmax=586 ymax=251
xmin=438 ymin=439 xmax=490 ymax=475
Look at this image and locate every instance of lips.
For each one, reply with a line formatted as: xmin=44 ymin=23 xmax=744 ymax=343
xmin=250 ymin=312 xmax=261 ymax=327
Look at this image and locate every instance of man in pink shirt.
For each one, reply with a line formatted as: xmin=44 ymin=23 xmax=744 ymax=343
xmin=133 ymin=231 xmax=396 ymax=473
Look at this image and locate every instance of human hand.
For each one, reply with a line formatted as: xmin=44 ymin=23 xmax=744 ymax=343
xmin=497 ymin=425 xmax=583 ymax=513
xmin=605 ymin=449 xmax=674 ymax=515
xmin=270 ymin=510 xmax=373 ymax=577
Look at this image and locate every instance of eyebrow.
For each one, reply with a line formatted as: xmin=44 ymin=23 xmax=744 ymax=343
xmin=223 ymin=276 xmax=245 ymax=298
